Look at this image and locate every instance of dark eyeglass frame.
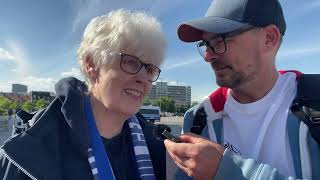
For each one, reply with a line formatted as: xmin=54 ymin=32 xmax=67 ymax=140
xmin=197 ymin=26 xmax=257 ymax=56
xmin=119 ymin=53 xmax=161 ymax=82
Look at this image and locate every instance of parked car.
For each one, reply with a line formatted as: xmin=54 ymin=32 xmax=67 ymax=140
xmin=139 ymin=105 xmax=161 ymax=124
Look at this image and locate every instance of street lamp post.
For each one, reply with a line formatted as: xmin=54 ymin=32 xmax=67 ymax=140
xmin=158 ymin=78 xmax=163 ymax=115
xmin=159 ymin=80 xmax=162 ymax=114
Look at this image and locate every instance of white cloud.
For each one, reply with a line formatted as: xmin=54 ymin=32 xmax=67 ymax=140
xmin=278 ymin=46 xmax=320 ymax=60
xmin=167 ymin=81 xmax=187 ymax=86
xmin=163 ymin=59 xmax=199 ymax=70
xmin=1 ymin=67 xmax=83 ymax=93
xmin=9 ymin=76 xmax=57 ymax=92
xmin=0 ymin=48 xmax=16 ymax=60
xmin=192 ymin=94 xmax=208 ymax=103
xmin=148 ymin=0 xmax=184 ymax=17
xmin=280 ymin=0 xmax=320 ymax=18
xmin=155 ymin=78 xmax=188 ymax=87
xmin=71 ymin=0 xmax=104 ymax=32
xmin=303 ymin=0 xmax=320 ymax=12
xmin=162 ymin=54 xmax=201 ymax=70
xmin=4 ymin=40 xmax=32 ymax=77
xmin=0 ymin=81 xmax=11 ymax=92
xmin=69 ymin=0 xmax=183 ymax=33
xmin=61 ymin=67 xmax=83 ymax=79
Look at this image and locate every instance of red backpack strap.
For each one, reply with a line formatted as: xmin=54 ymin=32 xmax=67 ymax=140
xmin=209 ymin=87 xmax=229 ymax=112
xmin=191 ymin=87 xmax=228 ymax=135
xmin=279 ymin=70 xmax=303 ymax=80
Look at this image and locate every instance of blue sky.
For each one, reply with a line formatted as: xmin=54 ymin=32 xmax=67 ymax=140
xmin=0 ymin=0 xmax=320 ymax=102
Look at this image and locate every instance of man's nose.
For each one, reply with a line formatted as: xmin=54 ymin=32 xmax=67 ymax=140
xmin=203 ymin=47 xmax=219 ymax=62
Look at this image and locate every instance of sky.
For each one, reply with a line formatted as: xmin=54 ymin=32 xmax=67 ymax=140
xmin=0 ymin=0 xmax=320 ymax=102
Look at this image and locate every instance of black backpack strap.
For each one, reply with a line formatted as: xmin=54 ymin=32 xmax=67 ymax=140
xmin=190 ymin=105 xmax=207 ymax=135
xmin=290 ymin=74 xmax=320 ymax=144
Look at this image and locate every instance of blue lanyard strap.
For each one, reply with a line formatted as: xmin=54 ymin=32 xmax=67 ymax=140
xmin=84 ymin=96 xmax=115 ymax=180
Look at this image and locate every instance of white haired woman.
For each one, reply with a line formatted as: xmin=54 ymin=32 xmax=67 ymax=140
xmin=0 ymin=9 xmax=166 ymax=180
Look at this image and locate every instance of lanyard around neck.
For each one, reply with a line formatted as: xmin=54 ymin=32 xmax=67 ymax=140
xmin=84 ymin=96 xmax=115 ymax=180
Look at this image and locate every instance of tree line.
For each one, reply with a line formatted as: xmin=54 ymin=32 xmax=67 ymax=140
xmin=1 ymin=95 xmax=198 ymax=116
xmin=143 ymin=96 xmax=194 ymax=116
xmin=0 ymin=96 xmax=49 ymax=116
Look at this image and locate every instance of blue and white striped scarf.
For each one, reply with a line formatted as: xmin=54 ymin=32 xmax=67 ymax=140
xmin=87 ymin=115 xmax=156 ymax=180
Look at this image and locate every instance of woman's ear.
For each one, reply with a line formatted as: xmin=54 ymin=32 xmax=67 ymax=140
xmin=85 ymin=56 xmax=98 ymax=81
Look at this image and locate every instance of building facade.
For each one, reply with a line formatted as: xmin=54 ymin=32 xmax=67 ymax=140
xmin=146 ymin=82 xmax=191 ymax=107
xmin=12 ymin=84 xmax=28 ymax=94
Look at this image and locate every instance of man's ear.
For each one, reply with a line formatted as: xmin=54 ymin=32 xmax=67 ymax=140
xmin=85 ymin=56 xmax=98 ymax=81
xmin=263 ymin=24 xmax=281 ymax=52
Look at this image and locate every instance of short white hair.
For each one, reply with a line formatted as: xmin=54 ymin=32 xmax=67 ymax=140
xmin=77 ymin=9 xmax=166 ymax=90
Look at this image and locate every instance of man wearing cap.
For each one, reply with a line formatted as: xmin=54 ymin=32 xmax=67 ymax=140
xmin=164 ymin=0 xmax=320 ymax=179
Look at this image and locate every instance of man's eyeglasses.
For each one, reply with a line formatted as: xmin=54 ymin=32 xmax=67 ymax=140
xmin=197 ymin=26 xmax=257 ymax=58
xmin=119 ymin=53 xmax=161 ymax=82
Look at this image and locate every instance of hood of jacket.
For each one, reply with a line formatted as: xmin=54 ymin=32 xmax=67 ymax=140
xmin=1 ymin=77 xmax=91 ymax=180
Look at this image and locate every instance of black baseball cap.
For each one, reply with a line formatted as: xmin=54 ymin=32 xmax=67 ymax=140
xmin=178 ymin=0 xmax=286 ymax=42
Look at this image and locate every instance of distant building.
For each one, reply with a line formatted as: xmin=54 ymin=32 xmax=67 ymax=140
xmin=167 ymin=85 xmax=191 ymax=107
xmin=30 ymin=91 xmax=54 ymax=103
xmin=12 ymin=84 xmax=28 ymax=94
xmin=146 ymin=81 xmax=191 ymax=107
xmin=147 ymin=85 xmax=157 ymax=100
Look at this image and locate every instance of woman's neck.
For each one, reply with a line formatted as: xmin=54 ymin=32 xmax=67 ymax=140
xmin=89 ymin=95 xmax=128 ymax=139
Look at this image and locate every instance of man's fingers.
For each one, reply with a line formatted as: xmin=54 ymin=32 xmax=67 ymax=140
xmin=173 ymin=157 xmax=199 ymax=178
xmin=164 ymin=139 xmax=192 ymax=158
xmin=174 ymin=161 xmax=192 ymax=177
xmin=179 ymin=132 xmax=209 ymax=143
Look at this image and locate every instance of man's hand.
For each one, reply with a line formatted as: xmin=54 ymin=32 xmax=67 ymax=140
xmin=164 ymin=133 xmax=225 ymax=180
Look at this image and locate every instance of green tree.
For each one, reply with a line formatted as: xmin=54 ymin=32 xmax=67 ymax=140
xmin=10 ymin=101 xmax=22 ymax=110
xmin=35 ymin=99 xmax=48 ymax=110
xmin=22 ymin=101 xmax=33 ymax=112
xmin=178 ymin=105 xmax=185 ymax=116
xmin=0 ymin=108 xmax=6 ymax=116
xmin=191 ymin=101 xmax=199 ymax=107
xmin=143 ymin=98 xmax=152 ymax=105
xmin=0 ymin=97 xmax=12 ymax=111
xmin=154 ymin=96 xmax=175 ymax=113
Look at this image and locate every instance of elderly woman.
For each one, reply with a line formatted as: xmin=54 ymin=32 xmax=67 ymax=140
xmin=0 ymin=9 xmax=166 ymax=180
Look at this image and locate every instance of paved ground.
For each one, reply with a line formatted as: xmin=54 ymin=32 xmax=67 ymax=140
xmin=0 ymin=129 xmax=10 ymax=145
xmin=159 ymin=116 xmax=184 ymax=125
xmin=157 ymin=117 xmax=184 ymax=180
xmin=0 ymin=116 xmax=12 ymax=145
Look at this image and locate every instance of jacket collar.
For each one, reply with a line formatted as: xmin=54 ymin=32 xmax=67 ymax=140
xmin=2 ymin=77 xmax=91 ymax=179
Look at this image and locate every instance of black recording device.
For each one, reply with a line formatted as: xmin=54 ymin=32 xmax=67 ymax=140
xmin=153 ymin=124 xmax=181 ymax=143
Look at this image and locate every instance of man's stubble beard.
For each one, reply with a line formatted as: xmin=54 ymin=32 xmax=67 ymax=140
xmin=215 ymin=70 xmax=242 ymax=88
xmin=215 ymin=68 xmax=256 ymax=89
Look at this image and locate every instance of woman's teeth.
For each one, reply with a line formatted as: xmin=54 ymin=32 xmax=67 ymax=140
xmin=124 ymin=89 xmax=142 ymax=97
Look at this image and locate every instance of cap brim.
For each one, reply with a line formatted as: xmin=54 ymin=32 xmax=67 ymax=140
xmin=178 ymin=16 xmax=251 ymax=42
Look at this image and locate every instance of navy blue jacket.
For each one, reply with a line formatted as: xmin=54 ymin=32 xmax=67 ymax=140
xmin=0 ymin=77 xmax=166 ymax=180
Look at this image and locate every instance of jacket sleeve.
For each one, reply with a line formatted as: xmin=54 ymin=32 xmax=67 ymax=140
xmin=0 ymin=149 xmax=29 ymax=180
xmin=181 ymin=105 xmax=199 ymax=134
xmin=213 ymin=148 xmax=298 ymax=180
xmin=174 ymin=142 xmax=302 ymax=180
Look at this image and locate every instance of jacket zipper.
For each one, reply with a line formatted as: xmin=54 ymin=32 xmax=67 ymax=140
xmin=3 ymin=150 xmax=38 ymax=180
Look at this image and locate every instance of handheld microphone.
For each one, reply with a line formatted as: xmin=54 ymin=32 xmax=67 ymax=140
xmin=153 ymin=124 xmax=181 ymax=143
